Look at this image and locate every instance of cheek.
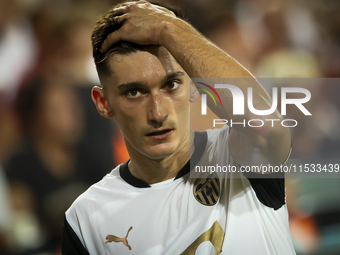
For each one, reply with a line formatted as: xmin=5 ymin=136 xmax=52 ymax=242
xmin=168 ymin=94 xmax=190 ymax=131
xmin=172 ymin=86 xmax=190 ymax=113
xmin=108 ymin=92 xmax=141 ymax=125
xmin=114 ymin=104 xmax=144 ymax=137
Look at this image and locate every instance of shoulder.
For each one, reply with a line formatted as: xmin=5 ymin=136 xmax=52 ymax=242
xmin=65 ymin=165 xmax=121 ymax=218
xmin=197 ymin=124 xmax=230 ymax=156
xmin=63 ymin=165 xmax=123 ymax=251
xmin=195 ymin=125 xmax=231 ymax=166
xmin=205 ymin=124 xmax=230 ymax=144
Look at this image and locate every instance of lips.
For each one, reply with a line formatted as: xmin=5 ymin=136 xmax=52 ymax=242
xmin=146 ymin=129 xmax=173 ymax=139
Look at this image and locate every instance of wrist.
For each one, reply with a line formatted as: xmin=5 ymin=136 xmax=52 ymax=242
xmin=158 ymin=18 xmax=175 ymax=47
xmin=159 ymin=18 xmax=192 ymax=48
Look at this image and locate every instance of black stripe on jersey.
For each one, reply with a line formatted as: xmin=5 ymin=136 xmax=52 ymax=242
xmin=120 ymin=131 xmax=208 ymax=188
xmin=241 ymin=147 xmax=291 ymax=210
xmin=209 ymin=194 xmax=216 ymax=204
xmin=211 ymin=178 xmax=219 ymax=195
xmin=61 ymin=216 xmax=89 ymax=255
xmin=176 ymin=131 xmax=208 ymax=179
xmin=243 ymin=171 xmax=285 ymax=210
xmin=188 ymin=131 xmax=208 ymax=172
xmin=201 ymin=191 xmax=210 ymax=204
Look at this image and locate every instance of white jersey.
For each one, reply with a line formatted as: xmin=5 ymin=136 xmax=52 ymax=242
xmin=62 ymin=125 xmax=296 ymax=255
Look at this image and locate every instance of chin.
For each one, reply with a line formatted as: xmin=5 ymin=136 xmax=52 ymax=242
xmin=143 ymin=143 xmax=178 ymax=160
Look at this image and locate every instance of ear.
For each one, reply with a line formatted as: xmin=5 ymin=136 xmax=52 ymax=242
xmin=190 ymin=80 xmax=199 ymax=103
xmin=91 ymin=86 xmax=114 ymax=118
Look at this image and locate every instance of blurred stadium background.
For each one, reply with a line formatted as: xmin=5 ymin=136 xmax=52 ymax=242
xmin=0 ymin=0 xmax=339 ymax=254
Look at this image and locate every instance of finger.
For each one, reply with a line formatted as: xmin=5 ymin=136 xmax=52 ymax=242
xmin=110 ymin=5 xmax=130 ymax=17
xmin=115 ymin=1 xmax=147 ymax=12
xmin=113 ymin=13 xmax=128 ymax=24
xmin=137 ymin=0 xmax=150 ymax=4
xmin=121 ymin=1 xmax=136 ymax=6
xmin=100 ymin=14 xmax=130 ymax=53
xmin=100 ymin=29 xmax=123 ymax=53
xmin=151 ymin=4 xmax=176 ymax=17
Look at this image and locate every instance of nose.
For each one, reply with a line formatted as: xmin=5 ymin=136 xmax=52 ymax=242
xmin=147 ymin=94 xmax=168 ymax=127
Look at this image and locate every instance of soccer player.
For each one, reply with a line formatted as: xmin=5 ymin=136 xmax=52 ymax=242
xmin=62 ymin=1 xmax=295 ymax=254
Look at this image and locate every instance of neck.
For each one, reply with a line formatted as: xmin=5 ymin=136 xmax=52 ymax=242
xmin=127 ymin=130 xmax=195 ymax=184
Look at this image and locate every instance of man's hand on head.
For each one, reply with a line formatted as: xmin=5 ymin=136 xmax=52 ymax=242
xmin=100 ymin=0 xmax=177 ymax=53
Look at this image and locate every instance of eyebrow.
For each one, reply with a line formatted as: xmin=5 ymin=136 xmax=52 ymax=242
xmin=117 ymin=71 xmax=185 ymax=91
xmin=162 ymin=71 xmax=185 ymax=83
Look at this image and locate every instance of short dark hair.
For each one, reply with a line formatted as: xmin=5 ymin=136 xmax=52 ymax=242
xmin=91 ymin=0 xmax=185 ymax=78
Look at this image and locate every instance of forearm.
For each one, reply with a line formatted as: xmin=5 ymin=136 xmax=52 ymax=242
xmin=162 ymin=20 xmax=286 ymax=131
xmin=161 ymin=18 xmax=291 ymax=166
xmin=161 ymin=18 xmax=252 ymax=79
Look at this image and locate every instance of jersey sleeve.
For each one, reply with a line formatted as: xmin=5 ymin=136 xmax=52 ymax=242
xmin=241 ymin=171 xmax=285 ymax=210
xmin=240 ymin=147 xmax=292 ymax=210
xmin=61 ymin=216 xmax=89 ymax=255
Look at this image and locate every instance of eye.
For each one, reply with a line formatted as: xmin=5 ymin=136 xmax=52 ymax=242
xmin=166 ymin=80 xmax=180 ymax=90
xmin=126 ymin=89 xmax=142 ymax=98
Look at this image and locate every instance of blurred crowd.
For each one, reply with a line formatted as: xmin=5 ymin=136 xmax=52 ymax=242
xmin=0 ymin=0 xmax=339 ymax=254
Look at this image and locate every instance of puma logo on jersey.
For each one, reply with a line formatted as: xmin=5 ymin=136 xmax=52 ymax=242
xmin=106 ymin=226 xmax=133 ymax=250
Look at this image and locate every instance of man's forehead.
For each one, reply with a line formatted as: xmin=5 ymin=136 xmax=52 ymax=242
xmin=110 ymin=45 xmax=178 ymax=68
xmin=106 ymin=46 xmax=184 ymax=85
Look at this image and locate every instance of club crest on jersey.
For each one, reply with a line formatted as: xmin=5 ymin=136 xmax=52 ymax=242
xmin=194 ymin=173 xmax=220 ymax=206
